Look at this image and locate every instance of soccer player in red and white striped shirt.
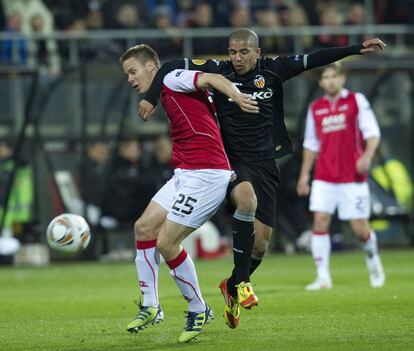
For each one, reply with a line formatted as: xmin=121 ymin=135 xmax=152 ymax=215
xmin=297 ymin=62 xmax=385 ymax=290
xmin=120 ymin=44 xmax=258 ymax=342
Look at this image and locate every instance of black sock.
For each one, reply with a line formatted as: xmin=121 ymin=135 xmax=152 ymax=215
xmin=227 ymin=215 xmax=255 ymax=296
xmin=249 ymin=256 xmax=263 ymax=276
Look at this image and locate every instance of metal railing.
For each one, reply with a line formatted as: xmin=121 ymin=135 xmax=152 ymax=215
xmin=1 ymin=25 xmax=414 ymax=66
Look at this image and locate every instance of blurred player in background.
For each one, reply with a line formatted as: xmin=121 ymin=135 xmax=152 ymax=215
xmin=296 ymin=62 xmax=385 ymax=290
xmin=120 ymin=44 xmax=258 ymax=343
xmin=139 ymin=28 xmax=386 ymax=328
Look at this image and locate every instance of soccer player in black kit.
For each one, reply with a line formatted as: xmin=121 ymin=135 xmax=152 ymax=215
xmin=139 ymin=28 xmax=386 ymax=329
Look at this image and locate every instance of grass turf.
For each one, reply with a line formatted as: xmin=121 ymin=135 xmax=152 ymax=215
xmin=1 ymin=249 xmax=413 ymax=350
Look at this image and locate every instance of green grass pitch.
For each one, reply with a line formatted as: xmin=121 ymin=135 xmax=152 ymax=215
xmin=1 ymin=250 xmax=413 ymax=351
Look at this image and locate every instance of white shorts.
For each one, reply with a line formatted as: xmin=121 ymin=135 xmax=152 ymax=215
xmin=309 ymin=180 xmax=370 ymax=220
xmin=152 ymin=168 xmax=232 ymax=228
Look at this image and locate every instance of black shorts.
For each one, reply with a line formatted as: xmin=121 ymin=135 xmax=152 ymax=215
xmin=227 ymin=159 xmax=280 ymax=228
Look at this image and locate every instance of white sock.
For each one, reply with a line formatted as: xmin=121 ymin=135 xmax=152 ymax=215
xmin=135 ymin=240 xmax=160 ymax=307
xmin=361 ymin=231 xmax=382 ymax=272
xmin=167 ymin=249 xmax=206 ymax=313
xmin=361 ymin=231 xmax=378 ymax=257
xmin=311 ymin=232 xmax=331 ymax=281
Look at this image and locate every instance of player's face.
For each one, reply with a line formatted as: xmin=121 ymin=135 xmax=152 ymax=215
xmin=319 ymin=68 xmax=345 ymax=97
xmin=228 ymin=39 xmax=260 ymax=75
xmin=122 ymin=57 xmax=156 ymax=94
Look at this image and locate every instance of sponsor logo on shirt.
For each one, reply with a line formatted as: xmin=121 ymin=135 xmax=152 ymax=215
xmin=228 ymin=88 xmax=274 ymax=101
xmin=254 ymin=75 xmax=266 ymax=88
xmin=315 ymin=108 xmax=329 ymax=115
xmin=322 ymin=113 xmax=346 ymax=133
xmin=338 ymin=104 xmax=348 ymax=112
xmin=192 ymin=59 xmax=206 ymax=65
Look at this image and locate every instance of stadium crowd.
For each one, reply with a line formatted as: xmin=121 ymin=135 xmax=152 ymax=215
xmin=1 ymin=0 xmax=413 ymax=74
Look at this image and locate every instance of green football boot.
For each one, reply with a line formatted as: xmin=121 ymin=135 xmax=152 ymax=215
xmin=127 ymin=299 xmax=164 ymax=333
xmin=178 ymin=304 xmax=213 ymax=343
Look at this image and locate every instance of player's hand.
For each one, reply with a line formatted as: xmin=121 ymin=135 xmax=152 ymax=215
xmin=296 ymin=175 xmax=310 ymax=197
xmin=360 ymin=38 xmax=386 ymax=54
xmin=233 ymin=93 xmax=259 ymax=113
xmin=138 ymin=99 xmax=156 ymax=121
xmin=356 ymin=154 xmax=372 ymax=174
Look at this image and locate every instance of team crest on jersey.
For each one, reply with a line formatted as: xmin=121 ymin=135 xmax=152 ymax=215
xmin=192 ymin=59 xmax=206 ymax=65
xmin=254 ymin=75 xmax=265 ymax=88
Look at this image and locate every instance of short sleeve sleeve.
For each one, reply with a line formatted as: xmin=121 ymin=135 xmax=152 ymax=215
xmin=355 ymin=93 xmax=381 ymax=139
xmin=303 ymin=106 xmax=320 ymax=152
xmin=163 ymin=69 xmax=201 ymax=93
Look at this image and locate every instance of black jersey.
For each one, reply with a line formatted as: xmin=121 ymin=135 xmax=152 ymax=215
xmin=185 ymin=56 xmax=306 ymax=162
xmin=145 ymin=45 xmax=362 ymax=162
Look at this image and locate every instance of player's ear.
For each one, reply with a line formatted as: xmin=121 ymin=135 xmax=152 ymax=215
xmin=256 ymin=48 xmax=261 ymax=58
xmin=145 ymin=61 xmax=156 ymax=73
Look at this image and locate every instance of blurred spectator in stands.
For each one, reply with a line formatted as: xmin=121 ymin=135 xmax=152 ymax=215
xmin=84 ymin=140 xmax=111 ymax=217
xmin=76 ymin=4 xmax=121 ymax=62
xmin=228 ymin=5 xmax=252 ymax=28
xmin=144 ymin=0 xmax=177 ymax=22
xmin=345 ymin=2 xmax=365 ymax=25
xmin=101 ymin=0 xmax=149 ymax=29
xmin=0 ymin=11 xmax=27 ymax=65
xmin=114 ymin=3 xmax=146 ymax=29
xmin=148 ymin=5 xmax=182 ymax=58
xmin=2 ymin=0 xmax=61 ymax=74
xmin=80 ymin=140 xmax=111 ymax=259
xmin=375 ymin=0 xmax=414 ymax=24
xmin=0 ymin=141 xmax=34 ymax=238
xmin=28 ymin=13 xmax=61 ymax=75
xmin=98 ymin=136 xmax=157 ymax=260
xmin=190 ymin=1 xmax=226 ymax=55
xmin=297 ymin=0 xmax=320 ymax=25
xmin=255 ymin=7 xmax=288 ymax=55
xmin=276 ymin=3 xmax=290 ymax=27
xmin=176 ymin=0 xmax=193 ymax=28
xmin=286 ymin=5 xmax=313 ymax=52
xmin=345 ymin=2 xmax=369 ymax=43
xmin=316 ymin=4 xmax=348 ymax=48
xmin=102 ymin=137 xmax=156 ymax=224
xmin=152 ymin=134 xmax=174 ymax=190
xmin=43 ymin=0 xmax=87 ymax=30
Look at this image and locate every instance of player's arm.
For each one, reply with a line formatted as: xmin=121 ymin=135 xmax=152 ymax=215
xmin=196 ymin=72 xmax=259 ymax=114
xmin=355 ymin=93 xmax=381 ymax=174
xmin=297 ymin=107 xmax=319 ymax=197
xmin=306 ymin=38 xmax=386 ymax=70
xmin=140 ymin=59 xmax=221 ymax=119
xmin=276 ymin=38 xmax=386 ymax=81
xmin=356 ymin=137 xmax=380 ymax=175
xmin=297 ymin=148 xmax=317 ymax=197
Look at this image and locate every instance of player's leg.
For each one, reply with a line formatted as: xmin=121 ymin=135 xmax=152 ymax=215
xmin=248 ymin=159 xmax=280 ymax=277
xmin=306 ymin=180 xmax=336 ymax=290
xmin=158 ymin=168 xmax=231 ymax=342
xmin=250 ymin=219 xmax=273 ymax=275
xmin=226 ymin=181 xmax=258 ymax=309
xmin=157 ymin=219 xmax=213 ymax=343
xmin=127 ymin=181 xmax=172 ymax=333
xmin=339 ymin=182 xmax=385 ymax=288
xmin=350 ymin=219 xmax=385 ymax=287
xmin=306 ymin=211 xmax=333 ymax=290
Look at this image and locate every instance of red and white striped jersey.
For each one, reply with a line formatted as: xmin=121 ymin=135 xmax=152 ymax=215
xmin=303 ymin=89 xmax=380 ymax=183
xmin=160 ymin=69 xmax=230 ymax=170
